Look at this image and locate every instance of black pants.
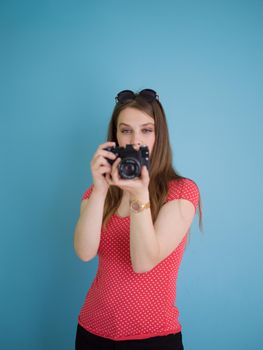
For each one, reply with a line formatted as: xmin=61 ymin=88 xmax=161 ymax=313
xmin=75 ymin=323 xmax=184 ymax=350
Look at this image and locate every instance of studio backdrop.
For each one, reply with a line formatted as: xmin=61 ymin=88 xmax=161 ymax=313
xmin=1 ymin=1 xmax=262 ymax=349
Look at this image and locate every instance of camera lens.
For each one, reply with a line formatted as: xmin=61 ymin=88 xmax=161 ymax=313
xmin=119 ymin=158 xmax=140 ymax=179
xmin=124 ymin=163 xmax=136 ymax=176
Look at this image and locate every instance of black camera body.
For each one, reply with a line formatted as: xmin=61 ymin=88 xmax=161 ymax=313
xmin=104 ymin=144 xmax=150 ymax=179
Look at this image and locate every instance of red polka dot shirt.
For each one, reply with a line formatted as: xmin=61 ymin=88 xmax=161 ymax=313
xmin=78 ymin=178 xmax=200 ymax=341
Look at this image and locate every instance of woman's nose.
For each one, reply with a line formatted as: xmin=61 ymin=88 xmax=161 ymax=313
xmin=130 ymin=132 xmax=143 ymax=150
xmin=130 ymin=135 xmax=142 ymax=148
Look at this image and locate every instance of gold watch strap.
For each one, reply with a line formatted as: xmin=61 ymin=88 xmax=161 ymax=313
xmin=130 ymin=199 xmax=151 ymax=213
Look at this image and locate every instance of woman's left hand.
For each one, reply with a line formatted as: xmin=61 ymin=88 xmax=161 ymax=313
xmin=105 ymin=157 xmax=150 ymax=199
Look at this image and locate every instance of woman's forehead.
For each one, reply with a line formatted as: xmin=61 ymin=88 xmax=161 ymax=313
xmin=117 ymin=107 xmax=154 ymax=126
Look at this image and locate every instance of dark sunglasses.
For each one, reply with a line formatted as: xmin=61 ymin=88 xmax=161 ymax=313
xmin=115 ymin=89 xmax=159 ymax=104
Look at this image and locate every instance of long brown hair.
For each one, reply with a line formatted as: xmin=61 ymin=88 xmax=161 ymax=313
xmin=102 ymin=94 xmax=203 ymax=241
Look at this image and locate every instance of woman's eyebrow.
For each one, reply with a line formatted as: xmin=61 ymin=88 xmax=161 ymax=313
xmin=119 ymin=122 xmax=155 ymax=127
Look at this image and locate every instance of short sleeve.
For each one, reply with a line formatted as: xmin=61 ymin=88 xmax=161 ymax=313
xmin=81 ymin=184 xmax=94 ymax=201
xmin=167 ymin=178 xmax=200 ymax=213
xmin=179 ymin=178 xmax=200 ymax=213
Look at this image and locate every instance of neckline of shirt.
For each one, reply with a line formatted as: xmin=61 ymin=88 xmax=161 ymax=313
xmin=113 ymin=213 xmax=130 ymax=219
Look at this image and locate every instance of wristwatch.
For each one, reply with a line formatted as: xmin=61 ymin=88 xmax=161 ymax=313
xmin=130 ymin=199 xmax=151 ymax=213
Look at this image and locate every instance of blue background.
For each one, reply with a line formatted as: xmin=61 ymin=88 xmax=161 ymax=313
xmin=1 ymin=1 xmax=262 ymax=349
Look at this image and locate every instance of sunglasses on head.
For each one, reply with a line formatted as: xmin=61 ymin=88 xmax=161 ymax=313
xmin=115 ymin=89 xmax=159 ymax=104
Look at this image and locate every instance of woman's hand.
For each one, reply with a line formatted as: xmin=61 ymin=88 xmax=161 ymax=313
xmin=90 ymin=141 xmax=118 ymax=195
xmin=105 ymin=157 xmax=150 ymax=200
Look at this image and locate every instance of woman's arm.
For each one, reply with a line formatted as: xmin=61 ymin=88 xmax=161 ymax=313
xmin=73 ymin=189 xmax=106 ymax=262
xmin=130 ymin=192 xmax=195 ymax=273
xmin=129 ymin=191 xmax=160 ymax=273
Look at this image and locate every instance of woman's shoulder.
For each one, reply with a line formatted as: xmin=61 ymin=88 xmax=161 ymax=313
xmin=168 ymin=177 xmax=199 ymax=190
xmin=81 ymin=183 xmax=94 ymax=200
xmin=167 ymin=177 xmax=200 ymax=210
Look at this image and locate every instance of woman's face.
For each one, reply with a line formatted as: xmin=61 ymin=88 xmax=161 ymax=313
xmin=116 ymin=107 xmax=155 ymax=155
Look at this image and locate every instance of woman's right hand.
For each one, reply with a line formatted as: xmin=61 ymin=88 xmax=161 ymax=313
xmin=90 ymin=141 xmax=118 ymax=195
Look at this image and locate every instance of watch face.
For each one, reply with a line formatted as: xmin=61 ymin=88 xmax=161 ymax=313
xmin=132 ymin=201 xmax=141 ymax=211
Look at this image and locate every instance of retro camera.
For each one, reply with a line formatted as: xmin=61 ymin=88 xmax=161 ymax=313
xmin=103 ymin=144 xmax=150 ymax=179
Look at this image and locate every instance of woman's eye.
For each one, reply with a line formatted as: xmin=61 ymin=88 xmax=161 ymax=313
xmin=120 ymin=129 xmax=153 ymax=134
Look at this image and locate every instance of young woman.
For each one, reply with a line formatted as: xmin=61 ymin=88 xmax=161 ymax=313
xmin=74 ymin=89 xmax=203 ymax=350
